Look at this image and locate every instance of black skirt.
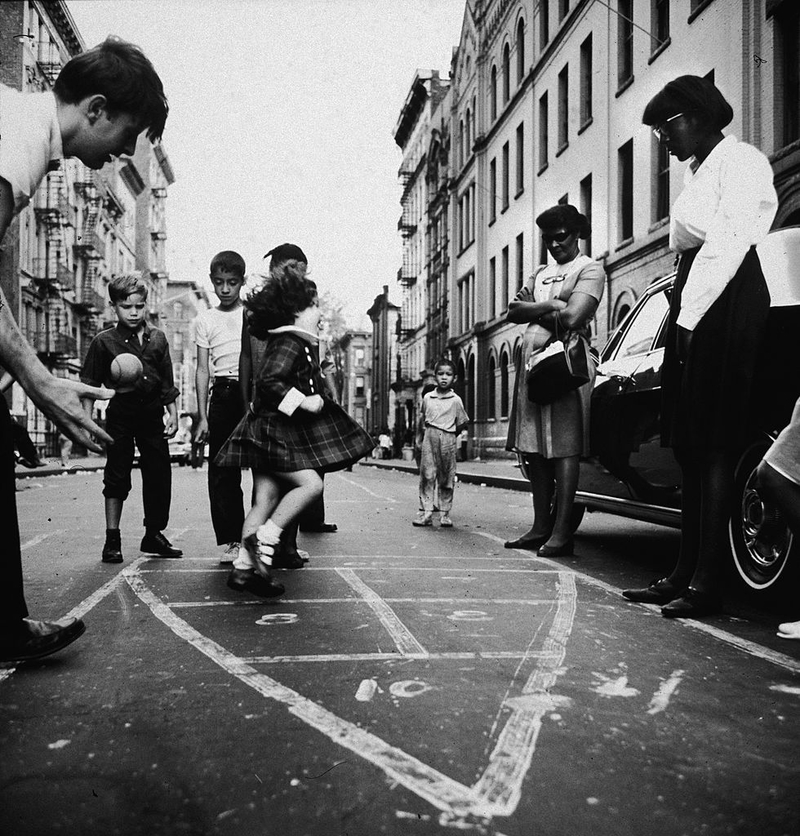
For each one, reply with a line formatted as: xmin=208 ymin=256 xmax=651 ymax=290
xmin=661 ymin=246 xmax=770 ymax=451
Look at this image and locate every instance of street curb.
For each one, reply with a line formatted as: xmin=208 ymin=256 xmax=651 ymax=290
xmin=358 ymin=459 xmax=529 ymax=492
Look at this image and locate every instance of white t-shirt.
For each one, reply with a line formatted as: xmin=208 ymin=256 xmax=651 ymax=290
xmin=0 ymin=85 xmax=62 ymax=215
xmin=193 ymin=305 xmax=244 ymax=379
xmin=670 ymin=135 xmax=778 ymax=331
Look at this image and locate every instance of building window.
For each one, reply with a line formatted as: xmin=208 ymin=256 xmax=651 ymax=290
xmin=579 ymin=173 xmax=593 ymax=256
xmin=559 ymin=0 xmax=570 ymax=21
xmin=500 ymin=349 xmax=510 ymax=418
xmin=458 ymin=273 xmax=474 ymax=332
xmin=489 ymin=158 xmax=497 ymax=223
xmin=653 ymin=135 xmax=670 ymax=222
xmin=459 ymin=119 xmax=465 ymax=167
xmin=580 ymin=34 xmax=593 ymax=127
xmin=355 ymin=346 xmax=365 ymax=365
xmin=487 ymin=355 xmax=496 ymax=420
xmin=775 ymin=3 xmax=800 ymax=146
xmin=489 ymin=256 xmax=497 ymax=320
xmin=502 ymin=43 xmax=511 ymax=103
xmin=540 ymin=0 xmax=550 ymax=49
xmin=558 ymin=193 xmax=569 ymax=205
xmin=465 ymin=108 xmax=472 ymax=157
xmin=538 ymin=92 xmax=549 ymax=171
xmin=173 ymin=332 xmax=183 ymax=352
xmin=490 ymin=65 xmax=498 ymax=121
xmin=558 ymin=65 xmax=569 ymax=150
xmin=516 ymin=233 xmax=524 ymax=292
xmin=651 ymin=0 xmax=669 ymax=53
xmin=502 ymin=142 xmax=510 ymax=210
xmin=515 ymin=122 xmax=525 ymax=196
xmin=618 ymin=0 xmax=634 ymax=88
xmin=173 ymin=301 xmax=183 ymax=319
xmin=618 ymin=139 xmax=634 ymax=242
xmin=501 ymin=246 xmax=509 ymax=312
xmin=355 ymin=375 xmax=365 ymax=397
xmin=516 ymin=18 xmax=526 ymax=84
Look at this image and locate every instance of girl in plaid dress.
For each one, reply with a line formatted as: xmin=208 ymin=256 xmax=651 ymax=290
xmin=215 ymin=263 xmax=373 ymax=593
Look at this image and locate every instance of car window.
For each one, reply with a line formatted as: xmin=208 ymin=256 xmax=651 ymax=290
xmin=614 ymin=289 xmax=670 ymax=359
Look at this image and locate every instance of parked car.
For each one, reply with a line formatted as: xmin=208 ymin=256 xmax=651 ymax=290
xmin=570 ymin=227 xmax=800 ymax=595
xmin=168 ymin=437 xmax=191 ymax=466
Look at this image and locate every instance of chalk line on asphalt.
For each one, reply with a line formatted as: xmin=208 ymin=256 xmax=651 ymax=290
xmin=20 ymin=530 xmax=65 ymax=551
xmin=123 ymin=562 xmax=577 ymax=827
xmin=476 ymin=530 xmax=800 ymax=676
xmin=333 ymin=471 xmax=398 ymax=502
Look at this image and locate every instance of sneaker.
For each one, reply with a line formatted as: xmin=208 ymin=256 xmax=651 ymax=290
xmin=439 ymin=513 xmax=453 ymax=527
xmin=140 ymin=531 xmax=183 ymax=558
xmin=412 ymin=512 xmax=433 ymax=527
xmin=220 ymin=542 xmax=239 ymax=565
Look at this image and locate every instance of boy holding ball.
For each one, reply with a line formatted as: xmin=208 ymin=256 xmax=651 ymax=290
xmin=81 ymin=273 xmax=182 ymax=562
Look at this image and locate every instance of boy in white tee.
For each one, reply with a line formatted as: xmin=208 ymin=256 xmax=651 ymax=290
xmin=194 ymin=252 xmax=247 ymax=561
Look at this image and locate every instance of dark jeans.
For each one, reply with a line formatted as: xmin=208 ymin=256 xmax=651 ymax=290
xmin=104 ymin=399 xmax=172 ymax=533
xmin=207 ymin=379 xmax=245 ymax=545
xmin=1 ymin=397 xmax=28 ymax=626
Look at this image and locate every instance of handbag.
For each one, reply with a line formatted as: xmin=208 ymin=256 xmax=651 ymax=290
xmin=525 ymin=317 xmax=593 ymax=405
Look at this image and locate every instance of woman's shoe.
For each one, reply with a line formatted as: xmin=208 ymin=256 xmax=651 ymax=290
xmin=537 ymin=539 xmax=574 ymax=557
xmin=661 ymin=587 xmax=722 ymax=619
xmin=504 ymin=533 xmax=550 ymax=550
xmin=622 ymin=577 xmax=683 ymax=605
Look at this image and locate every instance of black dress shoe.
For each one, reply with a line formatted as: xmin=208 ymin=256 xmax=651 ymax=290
xmin=0 ymin=617 xmax=86 ymax=663
xmin=140 ymin=532 xmax=183 ymax=558
xmin=661 ymin=587 xmax=722 ymax=619
xmin=299 ymin=522 xmax=338 ymax=533
xmin=102 ymin=541 xmax=123 ymax=564
xmin=622 ymin=577 xmax=683 ymax=605
xmin=227 ymin=568 xmax=285 ymax=598
xmin=272 ymin=551 xmax=306 ymax=570
xmin=537 ymin=539 xmax=574 ymax=557
xmin=504 ymin=534 xmax=550 ymax=550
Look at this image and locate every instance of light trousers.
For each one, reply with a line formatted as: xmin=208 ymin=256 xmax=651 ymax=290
xmin=418 ymin=427 xmax=457 ymax=513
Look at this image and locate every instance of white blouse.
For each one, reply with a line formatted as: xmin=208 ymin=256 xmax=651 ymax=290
xmin=670 ymin=135 xmax=777 ymax=331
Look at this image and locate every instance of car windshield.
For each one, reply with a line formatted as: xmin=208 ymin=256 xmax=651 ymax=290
xmin=612 ymin=288 xmax=670 ymax=359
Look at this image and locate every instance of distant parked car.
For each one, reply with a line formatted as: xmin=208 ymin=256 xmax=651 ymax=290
xmin=168 ymin=437 xmax=191 ymax=466
xmin=570 ymin=227 xmax=800 ymax=595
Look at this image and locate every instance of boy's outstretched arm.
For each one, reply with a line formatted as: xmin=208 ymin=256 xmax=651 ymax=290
xmin=0 ymin=181 xmax=113 ymax=450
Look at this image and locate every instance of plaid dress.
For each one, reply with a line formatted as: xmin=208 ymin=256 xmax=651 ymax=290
xmin=215 ymin=329 xmax=374 ymax=473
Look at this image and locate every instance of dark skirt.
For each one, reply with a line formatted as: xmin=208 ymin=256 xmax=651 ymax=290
xmin=661 ymin=246 xmax=770 ymax=451
xmin=214 ymin=399 xmax=375 ymax=474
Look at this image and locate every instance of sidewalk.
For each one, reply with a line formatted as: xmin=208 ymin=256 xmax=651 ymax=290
xmin=359 ymin=455 xmax=529 ymax=492
xmin=15 ymin=453 xmax=530 ymax=491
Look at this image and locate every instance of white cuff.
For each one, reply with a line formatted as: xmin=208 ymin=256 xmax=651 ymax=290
xmin=278 ymin=387 xmax=306 ymax=416
xmin=675 ymin=309 xmax=699 ymax=332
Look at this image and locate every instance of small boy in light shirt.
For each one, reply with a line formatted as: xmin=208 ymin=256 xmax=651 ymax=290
xmin=413 ymin=359 xmax=469 ymax=528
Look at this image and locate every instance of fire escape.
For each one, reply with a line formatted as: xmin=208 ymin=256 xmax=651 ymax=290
xmin=72 ymin=172 xmax=106 ymax=356
xmin=30 ymin=169 xmax=77 ymax=359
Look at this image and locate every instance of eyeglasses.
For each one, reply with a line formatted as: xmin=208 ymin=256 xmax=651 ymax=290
xmin=652 ymin=112 xmax=685 ymax=140
xmin=542 ymin=230 xmax=572 ymax=244
xmin=541 ymin=273 xmax=566 ymax=285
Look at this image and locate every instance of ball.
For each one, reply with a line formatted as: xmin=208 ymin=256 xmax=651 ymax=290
xmin=109 ymin=353 xmax=143 ymax=387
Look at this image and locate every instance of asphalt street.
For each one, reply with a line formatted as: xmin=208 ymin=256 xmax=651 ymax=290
xmin=1 ymin=462 xmax=799 ymax=836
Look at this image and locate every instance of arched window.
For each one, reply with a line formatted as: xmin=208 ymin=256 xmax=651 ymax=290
xmin=500 ymin=349 xmax=510 ymax=418
xmin=502 ymin=43 xmax=511 ymax=103
xmin=516 ymin=18 xmax=526 ymax=84
xmin=490 ymin=65 xmax=498 ymax=121
xmin=487 ymin=354 xmax=496 ymax=420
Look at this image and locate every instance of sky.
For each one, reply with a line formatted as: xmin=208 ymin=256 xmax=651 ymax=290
xmin=68 ymin=0 xmax=466 ymax=329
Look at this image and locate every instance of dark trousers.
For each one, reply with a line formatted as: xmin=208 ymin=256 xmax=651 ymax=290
xmin=207 ymin=380 xmax=245 ymax=545
xmin=0 ymin=397 xmax=28 ymax=626
xmin=104 ymin=400 xmax=172 ymax=533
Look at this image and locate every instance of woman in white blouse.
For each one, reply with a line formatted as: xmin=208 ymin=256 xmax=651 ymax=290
xmin=623 ymin=76 xmax=778 ymax=618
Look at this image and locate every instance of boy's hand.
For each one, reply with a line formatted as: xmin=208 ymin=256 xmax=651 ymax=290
xmin=26 ymin=376 xmax=113 ymax=452
xmin=193 ymin=416 xmax=209 ymax=443
xmin=300 ymin=394 xmax=324 ymax=414
xmin=163 ymin=414 xmax=178 ymax=438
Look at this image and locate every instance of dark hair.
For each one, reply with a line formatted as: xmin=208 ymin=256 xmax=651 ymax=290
xmin=245 ymin=262 xmax=317 ymax=339
xmin=210 ymin=251 xmax=246 ymax=278
xmin=642 ymin=75 xmax=733 ymax=132
xmin=264 ymin=243 xmax=308 ymax=268
xmin=54 ymin=37 xmax=168 ymax=141
xmin=433 ymin=357 xmax=456 ymax=375
xmin=536 ymin=204 xmax=591 ymax=239
xmin=109 ymin=272 xmax=148 ymax=302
